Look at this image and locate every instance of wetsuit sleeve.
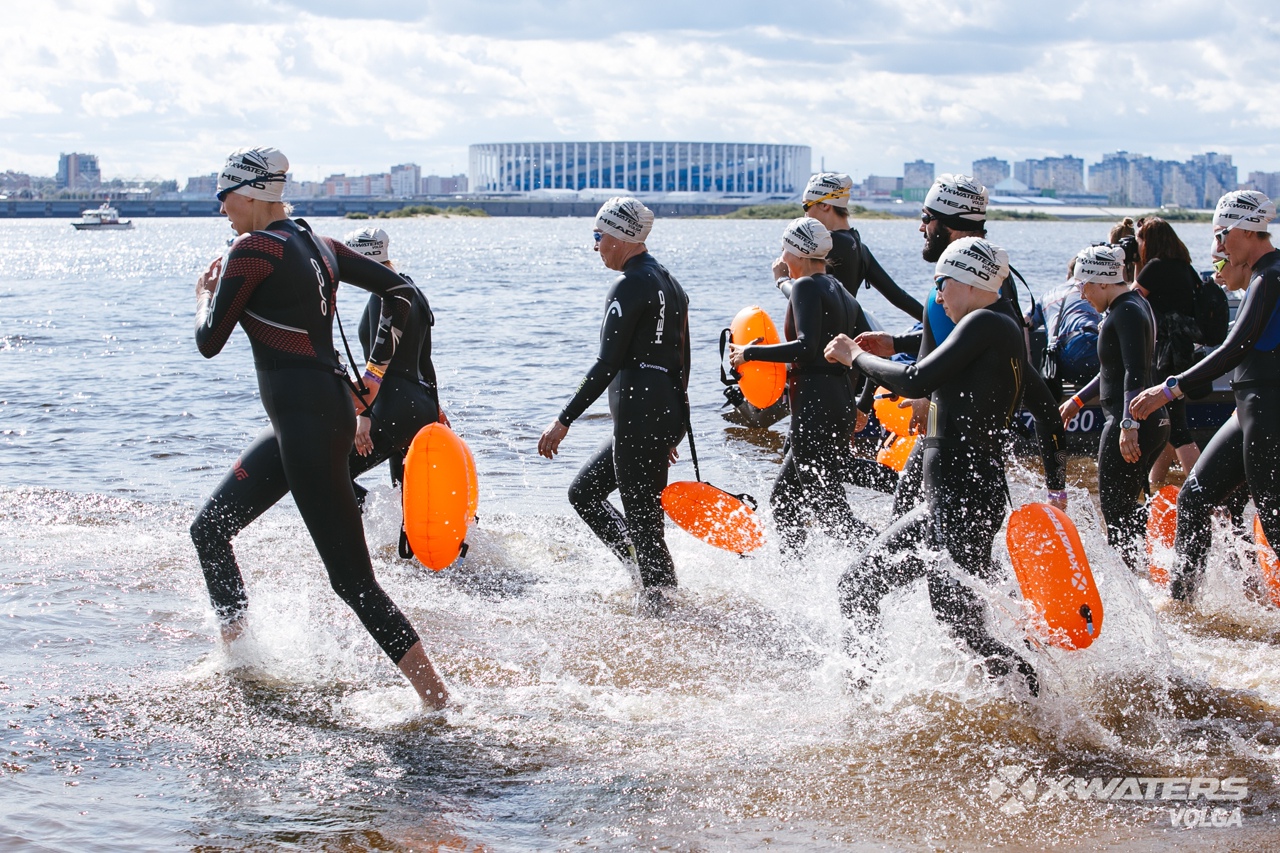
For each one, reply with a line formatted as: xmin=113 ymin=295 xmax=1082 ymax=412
xmin=682 ymin=310 xmax=692 ymax=394
xmin=1074 ymin=374 xmax=1101 ymax=407
xmin=863 ymin=246 xmax=924 ymax=321
xmin=1116 ymin=301 xmax=1152 ymax=412
xmin=195 ymin=235 xmax=280 ymax=358
xmin=741 ymin=277 xmax=826 ymax=364
xmin=358 ymin=296 xmax=376 ymax=363
xmin=329 ymin=239 xmax=413 ymax=367
xmin=558 ymin=276 xmax=643 ymax=425
xmin=892 ymin=328 xmax=923 ymax=358
xmin=1020 ymin=366 xmax=1068 ymax=491
xmin=853 ymin=312 xmax=997 ymax=398
xmin=1176 ymin=270 xmax=1280 ymax=388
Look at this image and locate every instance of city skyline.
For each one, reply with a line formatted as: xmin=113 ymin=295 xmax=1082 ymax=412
xmin=3 ymin=2 xmax=1279 ymax=184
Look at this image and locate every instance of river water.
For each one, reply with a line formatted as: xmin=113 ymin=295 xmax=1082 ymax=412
xmin=2 ymin=215 xmax=1278 ymax=850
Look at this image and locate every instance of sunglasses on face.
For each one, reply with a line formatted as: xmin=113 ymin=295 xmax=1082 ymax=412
xmin=1214 ymin=229 xmax=1231 ymax=245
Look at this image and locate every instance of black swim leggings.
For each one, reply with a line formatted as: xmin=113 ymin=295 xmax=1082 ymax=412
xmin=1174 ymin=390 xmax=1280 ymax=599
xmin=568 ymin=370 xmax=684 ymax=588
xmin=349 ymin=374 xmax=440 ymax=483
xmin=1097 ymin=411 xmax=1169 ymax=573
xmin=838 ymin=448 xmax=1028 ymax=669
xmin=772 ymin=373 xmax=874 ymax=551
xmin=190 ymin=367 xmax=420 ymax=663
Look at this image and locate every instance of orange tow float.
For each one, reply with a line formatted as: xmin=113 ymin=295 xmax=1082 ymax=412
xmin=1145 ymin=485 xmax=1179 ymax=585
xmin=402 ymin=423 xmax=477 ymax=570
xmin=1252 ymin=517 xmax=1280 ymax=607
xmin=725 ymin=305 xmax=786 ymax=409
xmin=872 ymin=387 xmax=917 ymax=472
xmin=1006 ymin=503 xmax=1104 ymax=650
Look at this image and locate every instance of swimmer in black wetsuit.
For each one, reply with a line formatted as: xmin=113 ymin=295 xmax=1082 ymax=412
xmin=1059 ymin=245 xmax=1169 ymax=573
xmin=1130 ymin=190 xmax=1280 ymax=602
xmin=189 ymin=147 xmax=447 ymax=708
xmin=854 ymin=174 xmax=1068 ymax=517
xmin=343 ymin=227 xmax=442 ymax=504
xmin=538 ymin=197 xmax=690 ymax=610
xmin=781 ymin=172 xmax=923 ymax=322
xmin=826 ymin=237 xmax=1040 ymax=696
xmin=730 ymin=218 xmax=874 ymax=553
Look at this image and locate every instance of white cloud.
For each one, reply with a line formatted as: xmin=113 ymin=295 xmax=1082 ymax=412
xmin=3 ymin=1 xmax=1279 ymax=180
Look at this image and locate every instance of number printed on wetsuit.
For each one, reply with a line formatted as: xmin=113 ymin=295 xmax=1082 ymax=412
xmin=655 ymin=290 xmax=666 ymax=343
xmin=311 ymin=258 xmax=328 ymax=317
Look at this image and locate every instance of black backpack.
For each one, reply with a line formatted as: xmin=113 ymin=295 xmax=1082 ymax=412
xmin=1194 ymin=270 xmax=1230 ymax=347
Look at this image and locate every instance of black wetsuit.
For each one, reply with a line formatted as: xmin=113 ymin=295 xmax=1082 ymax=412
xmin=190 ymin=219 xmax=421 ymax=663
xmin=560 ymin=252 xmax=690 ymax=589
xmin=1140 ymin=259 xmax=1202 ymax=448
xmin=1167 ymin=249 xmax=1280 ymax=599
xmin=827 ymin=228 xmax=924 ymax=321
xmin=839 ymin=306 xmax=1038 ymax=692
xmin=1089 ymin=290 xmax=1169 ymax=571
xmin=890 ymin=282 xmax=1067 ymax=518
xmin=743 ymin=272 xmax=873 ymax=551
xmin=349 ymin=277 xmax=439 ymax=489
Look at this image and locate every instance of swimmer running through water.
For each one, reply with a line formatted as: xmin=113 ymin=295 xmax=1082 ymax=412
xmin=826 ymin=237 xmax=1041 ymax=696
xmin=190 ymin=147 xmax=448 ymax=709
xmin=730 ymin=217 xmax=874 ymax=552
xmin=1129 ymin=190 xmax=1280 ymax=602
xmin=538 ymin=197 xmax=690 ymax=613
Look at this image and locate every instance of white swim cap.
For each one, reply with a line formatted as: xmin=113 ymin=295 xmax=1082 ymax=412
xmin=344 ymin=226 xmax=391 ymax=263
xmin=595 ymin=196 xmax=653 ymax=243
xmin=217 ymin=146 xmax=289 ymax=202
xmin=935 ymin=237 xmax=1008 ymax=292
xmin=1214 ymin=190 xmax=1275 ymax=233
xmin=803 ymin=173 xmax=853 ymax=210
xmin=1072 ymin=245 xmax=1126 ymax=285
xmin=924 ymin=174 xmax=989 ymax=226
xmin=781 ymin=217 xmax=832 ymax=259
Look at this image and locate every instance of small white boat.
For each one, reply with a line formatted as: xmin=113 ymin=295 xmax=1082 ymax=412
xmin=72 ymin=203 xmax=133 ymax=230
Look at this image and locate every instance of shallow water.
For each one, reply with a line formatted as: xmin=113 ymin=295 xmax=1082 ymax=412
xmin=3 ymin=215 xmax=1278 ymax=850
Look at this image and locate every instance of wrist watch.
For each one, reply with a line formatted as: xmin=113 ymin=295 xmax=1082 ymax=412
xmin=1120 ymin=417 xmax=1139 ymax=431
xmin=1164 ymin=376 xmax=1183 ymax=399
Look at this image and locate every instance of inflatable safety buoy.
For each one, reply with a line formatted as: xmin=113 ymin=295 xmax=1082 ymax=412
xmin=402 ymin=423 xmax=474 ymax=571
xmin=730 ymin=305 xmax=786 ymax=409
xmin=872 ymin=387 xmax=913 ymax=438
xmin=1146 ymin=484 xmax=1179 ymax=585
xmin=876 ymin=432 xmax=916 ymax=473
xmin=1252 ymin=516 xmax=1280 ymax=607
xmin=1006 ymin=503 xmax=1104 ymax=650
xmin=662 ymin=480 xmax=764 ymax=555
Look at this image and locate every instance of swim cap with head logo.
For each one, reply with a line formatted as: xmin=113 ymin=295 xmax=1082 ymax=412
xmin=217 ymin=146 xmax=289 ymax=202
xmin=781 ymin=217 xmax=832 ymax=259
xmin=344 ymin=226 xmax=391 ymax=263
xmin=803 ymin=173 xmax=853 ymax=209
xmin=595 ymin=196 xmax=654 ymax=243
xmin=935 ymin=236 xmax=1008 ymax=292
xmin=1214 ymin=190 xmax=1275 ymax=233
xmin=924 ymin=174 xmax=989 ymax=227
xmin=1072 ymin=245 xmax=1126 ymax=285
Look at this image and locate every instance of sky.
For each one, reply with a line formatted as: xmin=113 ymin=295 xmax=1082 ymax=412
xmin=4 ymin=0 xmax=1280 ymax=184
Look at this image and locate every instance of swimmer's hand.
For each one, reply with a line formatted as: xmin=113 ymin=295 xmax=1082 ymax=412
xmin=196 ymin=257 xmax=222 ymax=298
xmin=855 ymin=408 xmax=868 ymax=434
xmin=1058 ymin=397 xmax=1080 ymax=425
xmin=1128 ymin=386 xmax=1166 ymax=420
xmin=1047 ymin=490 xmax=1068 ymax=511
xmin=824 ymin=333 xmax=861 ymax=366
xmin=1119 ymin=425 xmax=1141 ymax=464
xmin=852 ymin=331 xmax=894 ymax=359
xmin=771 ymin=256 xmax=789 ymax=281
xmin=727 ymin=337 xmax=763 ymax=370
xmin=668 ymin=446 xmax=679 ymax=466
xmin=539 ymin=419 xmax=569 ymax=459
xmin=354 ymin=413 xmax=373 ymax=456
xmin=438 ymin=408 xmax=451 ymax=428
xmin=908 ymin=398 xmax=929 ymax=434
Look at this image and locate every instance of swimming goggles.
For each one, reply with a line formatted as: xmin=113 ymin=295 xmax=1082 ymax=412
xmin=216 ymin=174 xmax=286 ymax=202
xmin=1213 ymin=258 xmax=1228 ymax=273
xmin=593 ymin=231 xmax=603 ymax=244
xmin=802 ymin=188 xmax=849 ymax=211
xmin=933 ymin=275 xmax=952 ymax=292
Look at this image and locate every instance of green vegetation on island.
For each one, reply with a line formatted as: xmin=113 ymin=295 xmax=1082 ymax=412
xmin=986 ymin=209 xmax=1060 ymax=221
xmin=1141 ymin=209 xmax=1213 ymax=223
xmin=344 ymin=205 xmax=489 ymax=220
xmin=709 ymin=203 xmax=898 ymax=220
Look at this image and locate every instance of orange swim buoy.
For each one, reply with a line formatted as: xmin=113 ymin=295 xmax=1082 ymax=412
xmin=662 ymin=480 xmax=765 ymax=555
xmin=730 ymin=305 xmax=786 ymax=409
xmin=875 ymin=432 xmax=917 ymax=472
xmin=402 ymin=423 xmax=474 ymax=571
xmin=1146 ymin=484 xmax=1179 ymax=585
xmin=1252 ymin=516 xmax=1280 ymax=607
xmin=1006 ymin=503 xmax=1104 ymax=650
xmin=872 ymin=387 xmax=913 ymax=438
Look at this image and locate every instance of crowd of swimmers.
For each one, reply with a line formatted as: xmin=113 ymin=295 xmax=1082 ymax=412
xmin=191 ymin=145 xmax=1280 ymax=708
